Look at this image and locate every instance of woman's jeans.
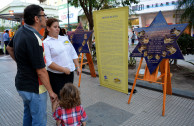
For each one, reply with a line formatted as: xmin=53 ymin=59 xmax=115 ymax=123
xmin=18 ymin=91 xmax=47 ymax=126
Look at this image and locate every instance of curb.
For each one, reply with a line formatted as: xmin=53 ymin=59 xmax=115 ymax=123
xmin=81 ymin=70 xmax=194 ymax=100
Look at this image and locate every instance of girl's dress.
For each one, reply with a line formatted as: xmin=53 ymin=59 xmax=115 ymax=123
xmin=53 ymin=105 xmax=87 ymax=126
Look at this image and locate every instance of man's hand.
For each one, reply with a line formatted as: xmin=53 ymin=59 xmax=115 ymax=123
xmin=52 ymin=98 xmax=59 ymax=112
xmin=49 ymin=92 xmax=58 ymax=102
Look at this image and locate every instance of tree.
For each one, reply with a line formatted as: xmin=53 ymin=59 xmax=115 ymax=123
xmin=174 ymin=1 xmax=194 ymax=66
xmin=0 ymin=26 xmax=5 ymax=32
xmin=68 ymin=0 xmax=138 ymax=49
xmin=176 ymin=0 xmax=194 ymax=27
xmin=38 ymin=0 xmax=46 ymax=3
xmin=170 ymin=34 xmax=194 ymax=66
xmin=177 ymin=34 xmax=194 ymax=55
xmin=68 ymin=0 xmax=138 ymax=31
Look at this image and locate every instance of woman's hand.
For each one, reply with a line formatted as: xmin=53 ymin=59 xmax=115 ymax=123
xmin=63 ymin=67 xmax=71 ymax=75
xmin=76 ymin=67 xmax=81 ymax=75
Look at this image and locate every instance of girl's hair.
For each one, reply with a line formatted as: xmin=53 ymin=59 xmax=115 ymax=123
xmin=59 ymin=83 xmax=81 ymax=109
xmin=43 ymin=18 xmax=59 ymax=39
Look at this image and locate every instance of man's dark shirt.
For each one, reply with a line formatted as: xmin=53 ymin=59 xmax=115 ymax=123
xmin=12 ymin=25 xmax=45 ymax=93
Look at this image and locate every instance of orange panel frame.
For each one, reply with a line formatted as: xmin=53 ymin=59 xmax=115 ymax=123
xmin=78 ymin=53 xmax=96 ymax=87
xmin=128 ymin=58 xmax=172 ymax=116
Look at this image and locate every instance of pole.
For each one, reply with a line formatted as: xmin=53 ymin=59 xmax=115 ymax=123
xmin=67 ymin=0 xmax=70 ymax=31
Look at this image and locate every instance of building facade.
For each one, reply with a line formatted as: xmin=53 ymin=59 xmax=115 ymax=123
xmin=0 ymin=0 xmax=58 ymax=30
xmin=129 ymin=0 xmax=192 ymax=35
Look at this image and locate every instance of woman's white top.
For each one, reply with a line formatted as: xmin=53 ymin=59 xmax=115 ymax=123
xmin=43 ymin=35 xmax=78 ymax=73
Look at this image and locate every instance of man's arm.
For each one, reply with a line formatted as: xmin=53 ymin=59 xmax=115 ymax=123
xmin=36 ymin=68 xmax=57 ymax=102
xmin=6 ymin=45 xmax=15 ymax=61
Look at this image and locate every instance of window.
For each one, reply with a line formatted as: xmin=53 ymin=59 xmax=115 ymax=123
xmin=138 ymin=4 xmax=144 ymax=11
xmin=172 ymin=1 xmax=175 ymax=5
xmin=166 ymin=2 xmax=169 ymax=5
xmin=147 ymin=5 xmax=150 ymax=8
xmin=132 ymin=5 xmax=138 ymax=11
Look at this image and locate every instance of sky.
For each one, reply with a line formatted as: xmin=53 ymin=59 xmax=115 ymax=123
xmin=0 ymin=0 xmax=39 ymax=9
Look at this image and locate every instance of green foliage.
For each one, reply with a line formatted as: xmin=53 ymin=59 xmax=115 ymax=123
xmin=177 ymin=34 xmax=194 ymax=55
xmin=68 ymin=0 xmax=138 ymax=10
xmin=12 ymin=24 xmax=20 ymax=31
xmin=38 ymin=0 xmax=46 ymax=3
xmin=0 ymin=26 xmax=5 ymax=32
xmin=176 ymin=0 xmax=194 ymax=27
xmin=128 ymin=56 xmax=136 ymax=67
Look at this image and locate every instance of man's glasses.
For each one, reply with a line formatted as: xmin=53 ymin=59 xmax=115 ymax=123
xmin=37 ymin=14 xmax=47 ymax=18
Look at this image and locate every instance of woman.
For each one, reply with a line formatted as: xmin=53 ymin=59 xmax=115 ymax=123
xmin=43 ymin=18 xmax=81 ymax=98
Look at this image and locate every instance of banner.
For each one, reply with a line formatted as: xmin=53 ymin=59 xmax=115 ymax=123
xmin=93 ymin=7 xmax=129 ymax=94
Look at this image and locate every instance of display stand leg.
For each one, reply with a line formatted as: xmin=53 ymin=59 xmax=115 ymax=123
xmin=128 ymin=57 xmax=143 ymax=104
xmin=78 ymin=53 xmax=84 ymax=87
xmin=162 ymin=59 xmax=168 ymax=116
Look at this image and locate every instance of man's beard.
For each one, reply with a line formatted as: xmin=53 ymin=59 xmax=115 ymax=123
xmin=39 ymin=18 xmax=46 ymax=28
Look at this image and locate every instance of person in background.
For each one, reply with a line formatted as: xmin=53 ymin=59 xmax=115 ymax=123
xmin=61 ymin=28 xmax=66 ymax=35
xmin=59 ymin=28 xmax=66 ymax=36
xmin=131 ymin=31 xmax=136 ymax=45
xmin=43 ymin=18 xmax=81 ymax=98
xmin=6 ymin=4 xmax=57 ymax=126
xmin=52 ymin=83 xmax=87 ymax=126
xmin=3 ymin=30 xmax=10 ymax=54
xmin=59 ymin=27 xmax=64 ymax=36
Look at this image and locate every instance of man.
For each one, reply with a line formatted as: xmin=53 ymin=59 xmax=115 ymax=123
xmin=3 ymin=30 xmax=9 ymax=54
xmin=6 ymin=4 xmax=57 ymax=126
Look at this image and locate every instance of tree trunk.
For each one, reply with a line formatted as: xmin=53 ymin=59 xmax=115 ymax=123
xmin=87 ymin=13 xmax=94 ymax=52
xmin=79 ymin=0 xmax=94 ymax=52
xmin=173 ymin=59 xmax=177 ymax=65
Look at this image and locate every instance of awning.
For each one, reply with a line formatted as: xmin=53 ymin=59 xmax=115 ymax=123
xmin=0 ymin=13 xmax=23 ymax=22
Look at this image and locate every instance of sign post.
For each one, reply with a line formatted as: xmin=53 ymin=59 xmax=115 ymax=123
xmin=128 ymin=11 xmax=188 ymax=116
xmin=68 ymin=23 xmax=96 ymax=87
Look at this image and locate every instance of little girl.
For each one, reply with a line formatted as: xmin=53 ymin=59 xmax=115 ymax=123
xmin=52 ymin=83 xmax=87 ymax=126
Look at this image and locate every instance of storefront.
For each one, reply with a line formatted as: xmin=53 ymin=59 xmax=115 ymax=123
xmin=130 ymin=0 xmax=179 ymax=27
xmin=0 ymin=0 xmax=58 ymax=28
xmin=129 ymin=0 xmax=192 ymax=35
xmin=58 ymin=3 xmax=81 ymax=29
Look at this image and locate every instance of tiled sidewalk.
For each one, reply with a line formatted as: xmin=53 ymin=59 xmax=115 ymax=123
xmin=0 ymin=56 xmax=193 ymax=126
